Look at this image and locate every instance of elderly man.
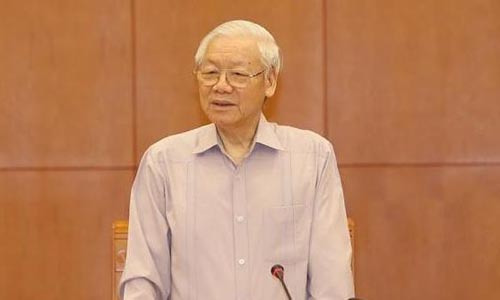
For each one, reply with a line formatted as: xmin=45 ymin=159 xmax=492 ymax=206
xmin=119 ymin=20 xmax=355 ymax=300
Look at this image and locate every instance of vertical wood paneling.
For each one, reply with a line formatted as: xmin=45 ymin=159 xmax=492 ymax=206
xmin=0 ymin=171 xmax=133 ymax=300
xmin=341 ymin=166 xmax=500 ymax=299
xmin=327 ymin=1 xmax=500 ymax=300
xmin=0 ymin=1 xmax=135 ymax=300
xmin=327 ymin=0 xmax=500 ymax=164
xmin=0 ymin=0 xmax=134 ymax=167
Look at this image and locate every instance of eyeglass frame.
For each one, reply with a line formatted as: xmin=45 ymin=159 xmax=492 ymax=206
xmin=194 ymin=68 xmax=267 ymax=88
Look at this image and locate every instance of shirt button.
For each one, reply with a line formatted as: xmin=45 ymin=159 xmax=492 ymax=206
xmin=236 ymin=215 xmax=245 ymax=222
xmin=238 ymin=258 xmax=246 ymax=265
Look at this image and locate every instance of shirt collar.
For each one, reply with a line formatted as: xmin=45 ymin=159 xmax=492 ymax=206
xmin=253 ymin=114 xmax=284 ymax=151
xmin=192 ymin=114 xmax=284 ymax=154
xmin=193 ymin=123 xmax=219 ymax=154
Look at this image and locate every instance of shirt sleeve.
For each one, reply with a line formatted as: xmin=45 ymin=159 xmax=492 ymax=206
xmin=307 ymin=144 xmax=355 ymax=300
xmin=119 ymin=149 xmax=171 ymax=300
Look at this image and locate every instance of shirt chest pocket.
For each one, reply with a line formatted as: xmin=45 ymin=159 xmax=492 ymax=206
xmin=262 ymin=204 xmax=311 ymax=263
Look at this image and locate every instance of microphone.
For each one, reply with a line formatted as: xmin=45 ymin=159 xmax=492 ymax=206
xmin=270 ymin=264 xmax=362 ymax=300
xmin=270 ymin=264 xmax=292 ymax=300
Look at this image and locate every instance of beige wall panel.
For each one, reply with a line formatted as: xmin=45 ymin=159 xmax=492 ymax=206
xmin=135 ymin=0 xmax=325 ymax=159
xmin=340 ymin=166 xmax=500 ymax=300
xmin=0 ymin=170 xmax=133 ymax=300
xmin=327 ymin=0 xmax=500 ymax=164
xmin=0 ymin=0 xmax=134 ymax=167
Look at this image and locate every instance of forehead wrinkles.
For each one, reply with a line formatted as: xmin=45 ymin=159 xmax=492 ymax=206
xmin=203 ymin=37 xmax=261 ymax=67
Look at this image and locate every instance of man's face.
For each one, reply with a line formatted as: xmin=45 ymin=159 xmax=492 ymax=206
xmin=197 ymin=36 xmax=277 ymax=130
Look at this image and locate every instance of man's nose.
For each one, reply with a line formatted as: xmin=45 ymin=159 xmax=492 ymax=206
xmin=212 ymin=71 xmax=233 ymax=92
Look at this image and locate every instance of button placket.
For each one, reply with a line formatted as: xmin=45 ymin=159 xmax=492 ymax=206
xmin=232 ymin=168 xmax=250 ymax=299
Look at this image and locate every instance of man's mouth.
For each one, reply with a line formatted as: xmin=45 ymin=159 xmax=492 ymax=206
xmin=211 ymin=100 xmax=236 ymax=107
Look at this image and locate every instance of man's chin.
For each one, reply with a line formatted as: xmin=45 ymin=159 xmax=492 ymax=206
xmin=213 ymin=119 xmax=237 ymax=129
xmin=207 ymin=113 xmax=238 ymax=127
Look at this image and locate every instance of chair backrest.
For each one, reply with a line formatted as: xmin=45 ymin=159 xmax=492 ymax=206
xmin=112 ymin=218 xmax=355 ymax=300
xmin=112 ymin=220 xmax=128 ymax=300
xmin=348 ymin=218 xmax=355 ymax=275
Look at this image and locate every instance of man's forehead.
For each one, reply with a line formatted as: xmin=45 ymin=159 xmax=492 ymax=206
xmin=203 ymin=36 xmax=261 ymax=65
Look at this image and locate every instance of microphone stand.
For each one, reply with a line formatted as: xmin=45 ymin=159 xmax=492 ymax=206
xmin=271 ymin=264 xmax=292 ymax=300
xmin=270 ymin=264 xmax=363 ymax=300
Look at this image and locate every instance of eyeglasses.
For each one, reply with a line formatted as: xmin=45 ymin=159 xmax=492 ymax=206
xmin=196 ymin=69 xmax=266 ymax=88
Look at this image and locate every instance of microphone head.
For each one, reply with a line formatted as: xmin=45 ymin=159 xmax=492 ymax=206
xmin=270 ymin=264 xmax=284 ymax=279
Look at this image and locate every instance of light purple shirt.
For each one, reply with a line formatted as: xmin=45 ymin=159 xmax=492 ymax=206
xmin=119 ymin=115 xmax=354 ymax=300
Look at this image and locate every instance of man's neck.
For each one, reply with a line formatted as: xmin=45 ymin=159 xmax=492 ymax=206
xmin=216 ymin=117 xmax=260 ymax=164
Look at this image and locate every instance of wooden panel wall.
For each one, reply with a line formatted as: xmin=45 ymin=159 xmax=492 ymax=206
xmin=327 ymin=1 xmax=500 ymax=299
xmin=0 ymin=1 xmax=134 ymax=300
xmin=1 ymin=1 xmax=499 ymax=299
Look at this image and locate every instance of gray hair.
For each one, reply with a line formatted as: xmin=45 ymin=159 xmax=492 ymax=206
xmin=194 ymin=20 xmax=282 ymax=74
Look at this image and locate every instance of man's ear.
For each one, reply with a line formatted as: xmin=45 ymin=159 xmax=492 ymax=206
xmin=264 ymin=68 xmax=278 ymax=98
